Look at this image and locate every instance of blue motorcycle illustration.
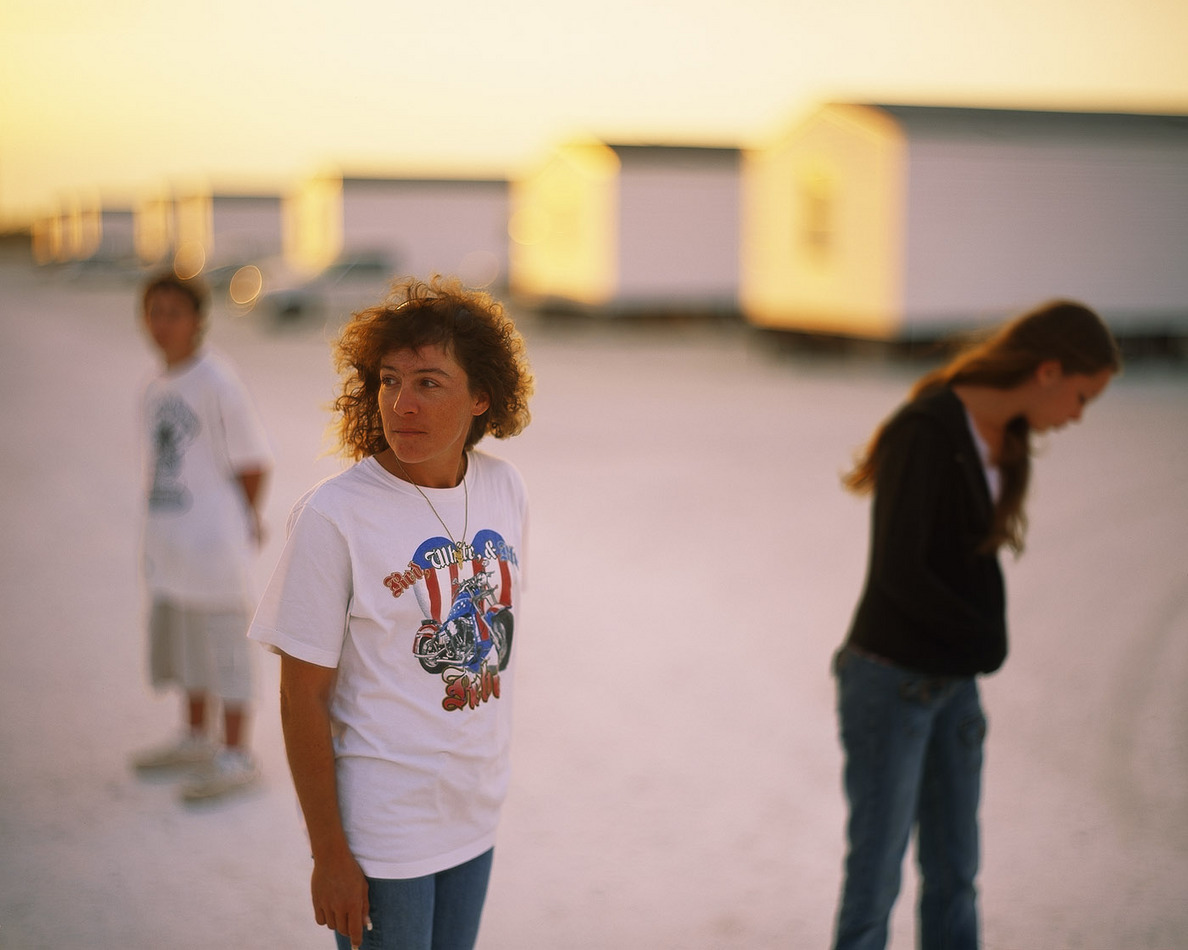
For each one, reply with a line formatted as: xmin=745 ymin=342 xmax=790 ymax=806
xmin=412 ymin=569 xmax=513 ymax=674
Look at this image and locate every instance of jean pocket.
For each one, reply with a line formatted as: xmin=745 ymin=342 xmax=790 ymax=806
xmin=959 ymin=712 xmax=988 ymax=749
xmin=898 ymin=677 xmax=950 ymax=704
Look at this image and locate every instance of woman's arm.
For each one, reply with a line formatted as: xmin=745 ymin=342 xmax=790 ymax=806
xmin=279 ymin=652 xmax=371 ymax=950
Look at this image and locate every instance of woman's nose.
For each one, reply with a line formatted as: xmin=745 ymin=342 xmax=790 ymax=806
xmin=392 ymin=386 xmax=416 ymax=412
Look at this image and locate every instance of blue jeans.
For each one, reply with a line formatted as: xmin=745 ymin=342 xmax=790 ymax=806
xmin=335 ymin=849 xmax=494 ymax=950
xmin=831 ymin=647 xmax=987 ymax=950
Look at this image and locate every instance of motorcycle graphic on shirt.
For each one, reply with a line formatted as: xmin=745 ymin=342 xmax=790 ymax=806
xmin=412 ymin=569 xmax=512 ymax=675
xmin=383 ymin=528 xmax=519 ymax=711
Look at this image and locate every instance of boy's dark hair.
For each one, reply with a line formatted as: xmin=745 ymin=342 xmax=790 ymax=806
xmin=142 ymin=271 xmax=211 ymax=319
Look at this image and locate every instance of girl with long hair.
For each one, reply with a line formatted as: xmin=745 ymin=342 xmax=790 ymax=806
xmin=831 ymin=300 xmax=1120 ymax=950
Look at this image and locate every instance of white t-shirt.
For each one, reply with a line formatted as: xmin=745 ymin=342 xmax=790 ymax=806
xmin=142 ymin=349 xmax=273 ymax=609
xmin=249 ymin=450 xmax=528 ymax=879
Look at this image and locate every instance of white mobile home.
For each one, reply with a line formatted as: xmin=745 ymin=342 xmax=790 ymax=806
xmin=173 ymin=190 xmax=284 ymax=273
xmin=32 ymin=196 xmax=135 ymax=266
xmin=91 ymin=207 xmax=136 ymax=262
xmin=31 ymin=205 xmax=75 ymax=264
xmin=510 ymin=141 xmax=741 ymax=314
xmin=34 ymin=194 xmax=102 ymax=263
xmin=742 ymin=103 xmax=1188 ymax=340
xmin=31 ymin=213 xmax=64 ymax=264
xmin=133 ymin=191 xmax=175 ymax=267
xmin=288 ymin=172 xmax=510 ymax=288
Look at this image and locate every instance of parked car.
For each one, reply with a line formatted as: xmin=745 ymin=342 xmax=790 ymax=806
xmin=259 ymin=252 xmax=397 ymax=325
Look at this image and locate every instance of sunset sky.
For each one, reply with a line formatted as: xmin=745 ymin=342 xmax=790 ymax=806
xmin=2 ymin=0 xmax=1187 ymax=226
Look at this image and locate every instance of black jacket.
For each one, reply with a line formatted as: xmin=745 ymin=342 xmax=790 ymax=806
xmin=845 ymin=387 xmax=1007 ymax=677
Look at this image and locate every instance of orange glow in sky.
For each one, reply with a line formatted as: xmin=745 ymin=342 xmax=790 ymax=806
xmin=2 ymin=0 xmax=1187 ymax=226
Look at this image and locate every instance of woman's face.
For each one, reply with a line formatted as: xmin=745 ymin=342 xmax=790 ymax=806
xmin=1028 ymin=364 xmax=1113 ymax=432
xmin=377 ymin=344 xmax=489 ymax=487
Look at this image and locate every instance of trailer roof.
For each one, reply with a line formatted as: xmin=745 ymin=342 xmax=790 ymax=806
xmin=864 ymin=103 xmax=1188 ymax=144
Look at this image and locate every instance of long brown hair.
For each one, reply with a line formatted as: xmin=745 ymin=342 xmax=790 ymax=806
xmin=843 ymin=300 xmax=1121 ymax=553
xmin=333 ymin=275 xmax=533 ymax=461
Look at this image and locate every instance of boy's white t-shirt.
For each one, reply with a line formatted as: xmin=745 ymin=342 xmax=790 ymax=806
xmin=142 ymin=349 xmax=273 ymax=609
xmin=249 ymin=450 xmax=528 ymax=879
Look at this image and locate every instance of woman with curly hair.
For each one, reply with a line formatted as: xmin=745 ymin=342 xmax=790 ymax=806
xmin=830 ymin=300 xmax=1120 ymax=950
xmin=250 ymin=276 xmax=533 ymax=950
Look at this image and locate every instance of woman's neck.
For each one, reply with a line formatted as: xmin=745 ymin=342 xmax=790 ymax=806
xmin=950 ymin=384 xmax=1023 ymax=461
xmin=376 ymin=448 xmax=468 ymax=489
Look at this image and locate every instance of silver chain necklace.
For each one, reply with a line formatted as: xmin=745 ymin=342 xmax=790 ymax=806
xmin=391 ymin=454 xmax=469 ymax=564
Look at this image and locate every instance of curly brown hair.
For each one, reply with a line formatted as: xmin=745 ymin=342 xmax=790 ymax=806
xmin=332 ymin=275 xmax=533 ymax=460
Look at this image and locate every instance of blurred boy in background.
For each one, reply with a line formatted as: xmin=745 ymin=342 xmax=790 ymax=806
xmin=130 ymin=270 xmax=273 ymax=802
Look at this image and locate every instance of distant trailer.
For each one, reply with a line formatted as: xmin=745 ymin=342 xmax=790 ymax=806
xmin=133 ymin=191 xmax=175 ymax=267
xmin=509 ymin=141 xmax=741 ymax=315
xmin=289 ymin=171 xmax=510 ymax=289
xmin=31 ymin=204 xmax=76 ymax=264
xmin=172 ymin=190 xmax=285 ymax=274
xmin=741 ymin=103 xmax=1188 ymax=341
xmin=32 ymin=197 xmax=136 ymax=267
xmin=91 ymin=207 xmax=136 ymax=262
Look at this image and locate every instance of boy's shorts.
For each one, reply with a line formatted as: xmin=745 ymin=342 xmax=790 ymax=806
xmin=149 ymin=600 xmax=253 ymax=704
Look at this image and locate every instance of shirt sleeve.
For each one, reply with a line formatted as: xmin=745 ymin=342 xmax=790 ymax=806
xmin=215 ymin=365 xmax=273 ymax=474
xmin=248 ymin=500 xmax=351 ymax=667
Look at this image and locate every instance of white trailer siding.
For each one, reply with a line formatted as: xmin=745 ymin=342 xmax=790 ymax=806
xmin=510 ymin=142 xmax=742 ymax=314
xmin=337 ymin=178 xmax=509 ymax=289
xmin=743 ymin=104 xmax=1188 ymax=339
xmin=134 ymin=193 xmax=174 ymax=266
xmin=208 ymin=195 xmax=284 ymax=263
xmin=508 ymin=141 xmax=619 ymax=307
xmin=902 ymin=137 xmax=1188 ymax=332
xmin=94 ymin=208 xmax=136 ymax=260
xmin=174 ymin=192 xmax=284 ymax=268
xmin=614 ymin=147 xmax=741 ymax=310
xmin=741 ymin=104 xmax=905 ymax=337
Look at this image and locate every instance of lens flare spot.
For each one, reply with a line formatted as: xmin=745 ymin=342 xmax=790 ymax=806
xmin=507 ymin=208 xmax=547 ymax=246
xmin=229 ymin=265 xmax=263 ymax=307
xmin=173 ymin=242 xmax=206 ymax=279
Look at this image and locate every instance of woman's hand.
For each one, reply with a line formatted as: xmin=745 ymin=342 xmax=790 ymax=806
xmin=311 ymin=848 xmax=371 ymax=949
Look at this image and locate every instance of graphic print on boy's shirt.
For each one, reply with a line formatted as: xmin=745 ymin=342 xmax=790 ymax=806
xmin=383 ymin=528 xmax=519 ymax=712
xmin=149 ymin=393 xmax=199 ymax=511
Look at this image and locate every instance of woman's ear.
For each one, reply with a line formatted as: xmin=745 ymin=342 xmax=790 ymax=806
xmin=472 ymin=391 xmax=491 ymax=416
xmin=1035 ymin=359 xmax=1063 ymax=387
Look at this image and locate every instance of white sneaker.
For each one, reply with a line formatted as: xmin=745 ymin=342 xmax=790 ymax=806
xmin=131 ymin=733 xmax=216 ymax=772
xmin=180 ymin=748 xmax=260 ymax=802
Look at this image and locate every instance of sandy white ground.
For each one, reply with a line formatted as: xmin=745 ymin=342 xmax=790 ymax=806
xmin=2 ymin=262 xmax=1187 ymax=950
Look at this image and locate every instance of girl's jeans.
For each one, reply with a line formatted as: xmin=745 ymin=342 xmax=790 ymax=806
xmin=831 ymin=647 xmax=987 ymax=950
xmin=334 ymin=848 xmax=494 ymax=950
